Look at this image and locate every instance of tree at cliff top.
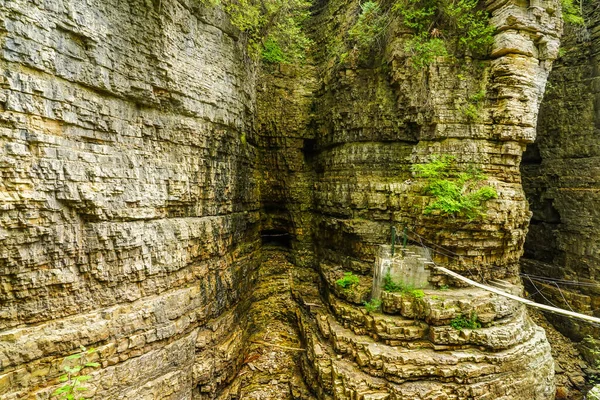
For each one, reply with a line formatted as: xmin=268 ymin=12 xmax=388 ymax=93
xmin=201 ymin=0 xmax=313 ymax=63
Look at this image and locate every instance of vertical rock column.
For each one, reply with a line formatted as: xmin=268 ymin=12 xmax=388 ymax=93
xmin=400 ymin=0 xmax=562 ymax=282
xmin=295 ymin=0 xmax=562 ymax=399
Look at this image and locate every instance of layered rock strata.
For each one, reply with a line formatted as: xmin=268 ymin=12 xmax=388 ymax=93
xmin=520 ymin=3 xmax=600 ymax=390
xmin=0 ymin=0 xmax=262 ymax=398
xmin=521 ymin=1 xmax=600 ymax=343
xmin=0 ymin=0 xmax=566 ymax=398
xmin=291 ymin=0 xmax=563 ymax=398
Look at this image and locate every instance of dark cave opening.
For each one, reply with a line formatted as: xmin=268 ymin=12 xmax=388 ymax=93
xmin=260 ymin=228 xmax=292 ymax=248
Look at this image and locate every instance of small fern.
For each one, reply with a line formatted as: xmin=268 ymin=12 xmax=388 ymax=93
xmin=412 ymin=155 xmax=498 ymax=220
xmin=336 ymin=272 xmax=360 ymax=289
xmin=450 ymin=313 xmax=481 ymax=330
xmin=363 ymin=299 xmax=382 ymax=313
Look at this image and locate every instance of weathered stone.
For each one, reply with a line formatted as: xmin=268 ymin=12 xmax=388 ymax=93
xmin=521 ymin=0 xmax=600 ymax=349
xmin=0 ymin=0 xmax=567 ymax=398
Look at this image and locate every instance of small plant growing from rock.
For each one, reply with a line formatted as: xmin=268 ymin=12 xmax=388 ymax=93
xmin=450 ymin=312 xmax=481 ymax=330
xmin=384 ymin=272 xmax=424 ymax=298
xmin=411 ymin=155 xmax=498 ymax=220
xmin=52 ymin=346 xmax=100 ymax=400
xmin=461 ymin=89 xmax=486 ymax=121
xmin=336 ymin=272 xmax=360 ymax=289
xmin=363 ymin=298 xmax=382 ymax=313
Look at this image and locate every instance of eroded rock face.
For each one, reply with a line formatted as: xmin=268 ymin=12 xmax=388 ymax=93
xmin=284 ymin=0 xmax=562 ymax=397
xmin=521 ymin=0 xmax=600 ymax=343
xmin=0 ymin=0 xmax=563 ymax=398
xmin=0 ymin=0 xmax=262 ymax=398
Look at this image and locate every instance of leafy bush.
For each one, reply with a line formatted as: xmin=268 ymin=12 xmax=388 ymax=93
xmin=450 ymin=312 xmax=481 ymax=330
xmin=52 ymin=346 xmax=100 ymax=400
xmin=261 ymin=39 xmax=286 ymax=64
xmin=404 ymin=34 xmax=447 ymax=69
xmin=393 ymin=0 xmax=495 ymax=68
xmin=561 ymin=0 xmax=585 ymax=25
xmin=363 ymin=298 xmax=382 ymax=313
xmin=337 ymin=272 xmax=360 ymax=289
xmin=201 ymin=0 xmax=313 ymax=63
xmin=348 ymin=1 xmax=390 ymax=50
xmin=383 ymin=272 xmax=424 ymax=298
xmin=411 ymin=155 xmax=498 ymax=220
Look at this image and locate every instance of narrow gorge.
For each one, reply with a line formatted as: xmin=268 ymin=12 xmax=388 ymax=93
xmin=0 ymin=0 xmax=598 ymax=399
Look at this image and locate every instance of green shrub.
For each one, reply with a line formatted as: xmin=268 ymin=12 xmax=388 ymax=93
xmin=444 ymin=0 xmax=496 ymax=53
xmin=348 ymin=1 xmax=390 ymax=50
xmin=52 ymin=346 xmax=100 ymax=400
xmin=337 ymin=272 xmax=360 ymax=289
xmin=261 ymin=39 xmax=286 ymax=64
xmin=201 ymin=0 xmax=313 ymax=63
xmin=404 ymin=34 xmax=448 ymax=69
xmin=450 ymin=312 xmax=481 ymax=330
xmin=411 ymin=155 xmax=498 ymax=220
xmin=384 ymin=272 xmax=424 ymax=298
xmin=393 ymin=0 xmax=495 ymax=68
xmin=561 ymin=0 xmax=585 ymax=25
xmin=363 ymin=298 xmax=382 ymax=313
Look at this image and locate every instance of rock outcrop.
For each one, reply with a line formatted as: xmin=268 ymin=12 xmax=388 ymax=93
xmin=261 ymin=0 xmax=563 ymax=397
xmin=0 ymin=1 xmax=262 ymax=398
xmin=521 ymin=0 xmax=600 ymax=351
xmin=0 ymin=0 xmax=565 ymax=398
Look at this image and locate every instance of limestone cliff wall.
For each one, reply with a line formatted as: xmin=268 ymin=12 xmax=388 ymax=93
xmin=0 ymin=0 xmax=262 ymax=398
xmin=522 ymin=2 xmax=600 ymax=342
xmin=258 ymin=0 xmax=563 ymax=398
xmin=309 ymin=0 xmax=562 ymax=285
xmin=0 ymin=0 xmax=568 ymax=398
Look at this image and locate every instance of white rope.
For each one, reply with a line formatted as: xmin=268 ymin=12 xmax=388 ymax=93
xmin=433 ymin=264 xmax=600 ymax=325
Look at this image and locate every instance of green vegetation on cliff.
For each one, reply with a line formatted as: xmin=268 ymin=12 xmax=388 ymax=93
xmin=348 ymin=1 xmax=390 ymax=49
xmin=201 ymin=0 xmax=312 ymax=63
xmin=344 ymin=0 xmax=494 ymax=67
xmin=450 ymin=312 xmax=481 ymax=330
xmin=412 ymin=155 xmax=497 ymax=220
xmin=363 ymin=298 xmax=382 ymax=313
xmin=52 ymin=346 xmax=100 ymax=400
xmin=561 ymin=0 xmax=585 ymax=25
xmin=337 ymin=272 xmax=360 ymax=288
xmin=396 ymin=0 xmax=495 ymax=67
